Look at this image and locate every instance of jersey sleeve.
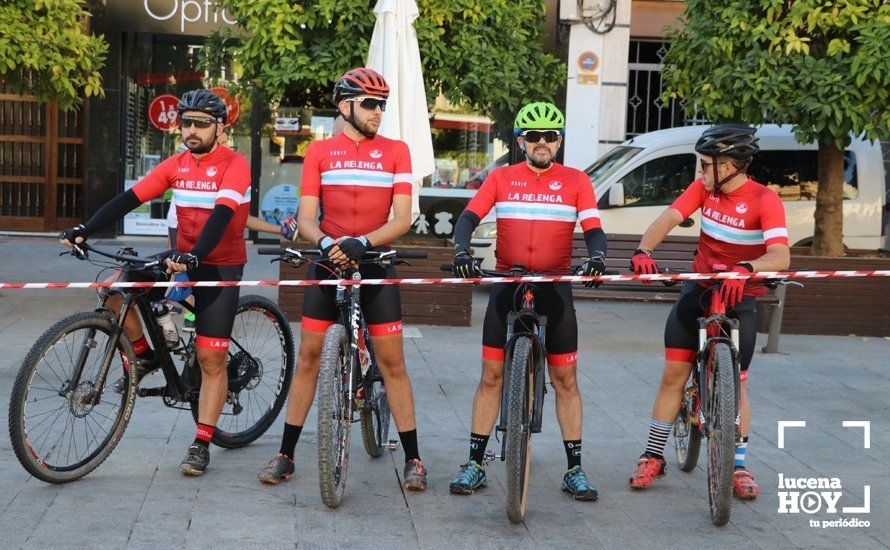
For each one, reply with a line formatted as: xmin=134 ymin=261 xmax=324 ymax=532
xmin=215 ymin=154 xmax=252 ymax=212
xmin=392 ymin=141 xmax=413 ymax=196
xmin=464 ymin=169 xmax=499 ymax=219
xmin=299 ymin=141 xmax=323 ymax=198
xmin=670 ymin=179 xmax=706 ymax=219
xmin=576 ymin=172 xmax=601 ymax=231
xmin=131 ymin=155 xmax=177 ymax=202
xmin=759 ymin=188 xmax=789 ymax=247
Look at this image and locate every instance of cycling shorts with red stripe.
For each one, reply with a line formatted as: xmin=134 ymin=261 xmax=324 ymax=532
xmin=301 ymin=259 xmax=402 ymax=337
xmin=664 ymin=281 xmax=757 ymax=377
xmin=482 ymin=282 xmax=578 ymax=367
xmin=114 ymin=258 xmax=242 ymax=351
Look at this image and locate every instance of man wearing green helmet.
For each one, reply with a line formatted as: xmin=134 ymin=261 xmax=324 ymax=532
xmin=447 ymin=101 xmax=607 ymax=501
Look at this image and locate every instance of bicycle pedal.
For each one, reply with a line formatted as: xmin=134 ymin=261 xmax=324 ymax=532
xmin=385 ymin=439 xmax=400 ymax=451
xmin=482 ymin=450 xmax=500 ymax=464
xmin=137 ymin=386 xmax=165 ymax=397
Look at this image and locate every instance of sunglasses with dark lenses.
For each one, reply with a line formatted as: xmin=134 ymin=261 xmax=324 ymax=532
xmin=521 ymin=130 xmax=561 ymax=143
xmin=699 ymin=160 xmax=730 ymax=170
xmin=348 ymin=97 xmax=387 ymax=112
xmin=179 ymin=116 xmax=216 ymax=129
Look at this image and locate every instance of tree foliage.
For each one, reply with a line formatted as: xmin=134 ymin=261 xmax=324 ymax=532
xmin=661 ymin=0 xmax=890 ymax=255
xmin=0 ymin=0 xmax=107 ymax=109
xmin=211 ymin=0 xmax=563 ymax=121
xmin=662 ymin=0 xmax=889 ymax=149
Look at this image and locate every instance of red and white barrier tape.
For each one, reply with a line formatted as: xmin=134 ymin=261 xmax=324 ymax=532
xmin=2 ymin=270 xmax=889 ymax=290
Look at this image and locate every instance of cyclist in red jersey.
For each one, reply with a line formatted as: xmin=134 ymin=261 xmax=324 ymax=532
xmin=627 ymin=125 xmax=790 ymax=499
xmin=60 ymin=89 xmax=251 ymax=476
xmin=447 ymin=102 xmax=606 ymax=501
xmin=257 ymin=68 xmax=428 ymax=491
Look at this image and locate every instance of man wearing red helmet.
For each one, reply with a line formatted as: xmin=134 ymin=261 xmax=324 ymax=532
xmin=257 ymin=68 xmax=428 ymax=491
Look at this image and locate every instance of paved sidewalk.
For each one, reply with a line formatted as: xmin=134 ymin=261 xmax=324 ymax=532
xmin=0 ymin=236 xmax=888 ymax=549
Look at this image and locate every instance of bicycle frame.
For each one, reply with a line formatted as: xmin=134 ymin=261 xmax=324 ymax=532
xmin=692 ymin=285 xmax=742 ymax=438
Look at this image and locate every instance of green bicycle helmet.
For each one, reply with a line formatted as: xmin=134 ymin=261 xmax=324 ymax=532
xmin=514 ymin=102 xmax=565 ymax=133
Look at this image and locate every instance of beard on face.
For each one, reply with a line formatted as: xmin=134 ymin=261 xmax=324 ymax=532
xmin=355 ymin=115 xmax=381 ymax=137
xmin=527 ymin=145 xmax=554 ymax=169
xmin=185 ymin=133 xmax=215 ymax=154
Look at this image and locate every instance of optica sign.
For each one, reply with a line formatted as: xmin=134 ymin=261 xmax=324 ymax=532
xmin=107 ymin=0 xmax=238 ymax=36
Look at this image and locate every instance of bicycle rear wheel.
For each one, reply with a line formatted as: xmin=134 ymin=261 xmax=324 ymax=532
xmin=360 ymin=364 xmax=391 ymax=458
xmin=8 ymin=312 xmax=137 ymax=483
xmin=189 ymin=295 xmax=295 ymax=448
xmin=707 ymin=342 xmax=736 ymax=526
xmin=674 ymin=383 xmax=702 ymax=472
xmin=505 ymin=336 xmax=534 ymax=524
xmin=317 ymin=323 xmax=352 ymax=508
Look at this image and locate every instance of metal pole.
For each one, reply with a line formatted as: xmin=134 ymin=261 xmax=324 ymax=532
xmin=762 ymin=284 xmax=787 ymax=353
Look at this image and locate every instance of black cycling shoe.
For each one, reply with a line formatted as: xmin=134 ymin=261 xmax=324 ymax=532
xmin=112 ymin=356 xmax=158 ymax=394
xmin=180 ymin=444 xmax=211 ymax=476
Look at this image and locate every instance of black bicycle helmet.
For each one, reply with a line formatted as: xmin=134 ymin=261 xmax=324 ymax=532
xmin=694 ymin=124 xmax=759 ymax=161
xmin=178 ymin=89 xmax=228 ymax=124
xmin=332 ymin=67 xmax=390 ymax=105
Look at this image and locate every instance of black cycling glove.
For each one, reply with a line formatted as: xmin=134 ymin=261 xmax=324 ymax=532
xmin=577 ymin=254 xmax=606 ymax=288
xmin=453 ymin=251 xmax=479 ymax=278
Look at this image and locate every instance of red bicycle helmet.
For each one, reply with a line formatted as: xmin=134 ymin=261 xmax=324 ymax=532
xmin=332 ymin=68 xmax=390 ymax=105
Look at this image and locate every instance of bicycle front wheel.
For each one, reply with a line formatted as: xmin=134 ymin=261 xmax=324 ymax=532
xmin=360 ymin=364 xmax=391 ymax=458
xmin=8 ymin=312 xmax=137 ymax=483
xmin=706 ymin=342 xmax=736 ymax=526
xmin=317 ymin=323 xmax=352 ymax=508
xmin=189 ymin=295 xmax=295 ymax=448
xmin=505 ymin=336 xmax=534 ymax=524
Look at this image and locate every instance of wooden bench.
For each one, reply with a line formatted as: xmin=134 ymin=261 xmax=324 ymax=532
xmin=569 ymin=233 xmax=784 ymax=351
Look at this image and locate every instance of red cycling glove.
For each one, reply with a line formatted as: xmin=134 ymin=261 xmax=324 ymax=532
xmin=630 ymin=249 xmax=659 ymax=276
xmin=719 ymin=263 xmax=753 ymax=309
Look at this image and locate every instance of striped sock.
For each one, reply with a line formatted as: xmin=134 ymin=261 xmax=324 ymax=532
xmin=644 ymin=419 xmax=674 ymax=459
xmin=735 ymin=436 xmax=749 ymax=469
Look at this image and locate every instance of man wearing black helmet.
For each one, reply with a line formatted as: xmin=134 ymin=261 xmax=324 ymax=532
xmin=60 ymin=89 xmax=252 ymax=476
xmin=257 ymin=68 xmax=429 ymax=491
xmin=627 ymin=124 xmax=790 ymax=499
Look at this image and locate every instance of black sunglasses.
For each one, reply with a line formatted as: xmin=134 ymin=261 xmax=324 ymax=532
xmin=700 ymin=159 xmax=733 ymax=170
xmin=348 ymin=97 xmax=387 ymax=112
xmin=179 ymin=116 xmax=216 ymax=129
xmin=521 ymin=130 xmax=561 ymax=143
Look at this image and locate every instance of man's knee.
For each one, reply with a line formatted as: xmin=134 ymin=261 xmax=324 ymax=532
xmin=479 ymin=361 xmax=503 ymax=392
xmin=549 ymin=367 xmax=578 ymax=394
xmin=197 ymin=348 xmax=228 ymax=376
xmin=660 ymin=361 xmax=693 ymax=390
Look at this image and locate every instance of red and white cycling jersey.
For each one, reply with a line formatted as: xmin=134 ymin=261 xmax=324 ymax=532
xmin=131 ymin=146 xmax=251 ymax=265
xmin=671 ymin=177 xmax=789 ymax=295
xmin=466 ymin=162 xmax=601 ymax=272
xmin=300 ymin=132 xmax=413 ymax=239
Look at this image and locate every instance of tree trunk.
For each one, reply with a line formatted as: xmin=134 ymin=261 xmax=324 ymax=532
xmin=811 ymin=141 xmax=845 ymax=256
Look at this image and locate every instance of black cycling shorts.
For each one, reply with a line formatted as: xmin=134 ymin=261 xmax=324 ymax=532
xmin=482 ymin=282 xmax=578 ymax=367
xmin=664 ymin=281 xmax=757 ymax=377
xmin=189 ymin=263 xmax=243 ymax=350
xmin=301 ymin=260 xmax=402 ymax=337
xmin=111 ymin=255 xmax=242 ymax=351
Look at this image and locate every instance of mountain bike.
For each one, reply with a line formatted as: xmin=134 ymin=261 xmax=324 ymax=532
xmin=8 ymin=243 xmax=295 ymax=483
xmin=261 ymin=246 xmax=426 ymax=508
xmin=669 ymin=266 xmax=797 ymax=525
xmin=440 ymin=263 xmax=582 ymax=523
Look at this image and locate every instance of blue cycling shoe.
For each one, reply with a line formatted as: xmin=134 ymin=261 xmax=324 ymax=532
xmin=562 ymin=465 xmax=598 ymax=501
xmin=449 ymin=460 xmax=487 ymax=495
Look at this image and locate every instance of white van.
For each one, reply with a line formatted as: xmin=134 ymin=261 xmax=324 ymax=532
xmin=471 ymin=125 xmax=887 ymax=267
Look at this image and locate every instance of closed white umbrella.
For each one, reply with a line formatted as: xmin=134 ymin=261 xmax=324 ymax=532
xmin=367 ymin=0 xmax=435 ymax=222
